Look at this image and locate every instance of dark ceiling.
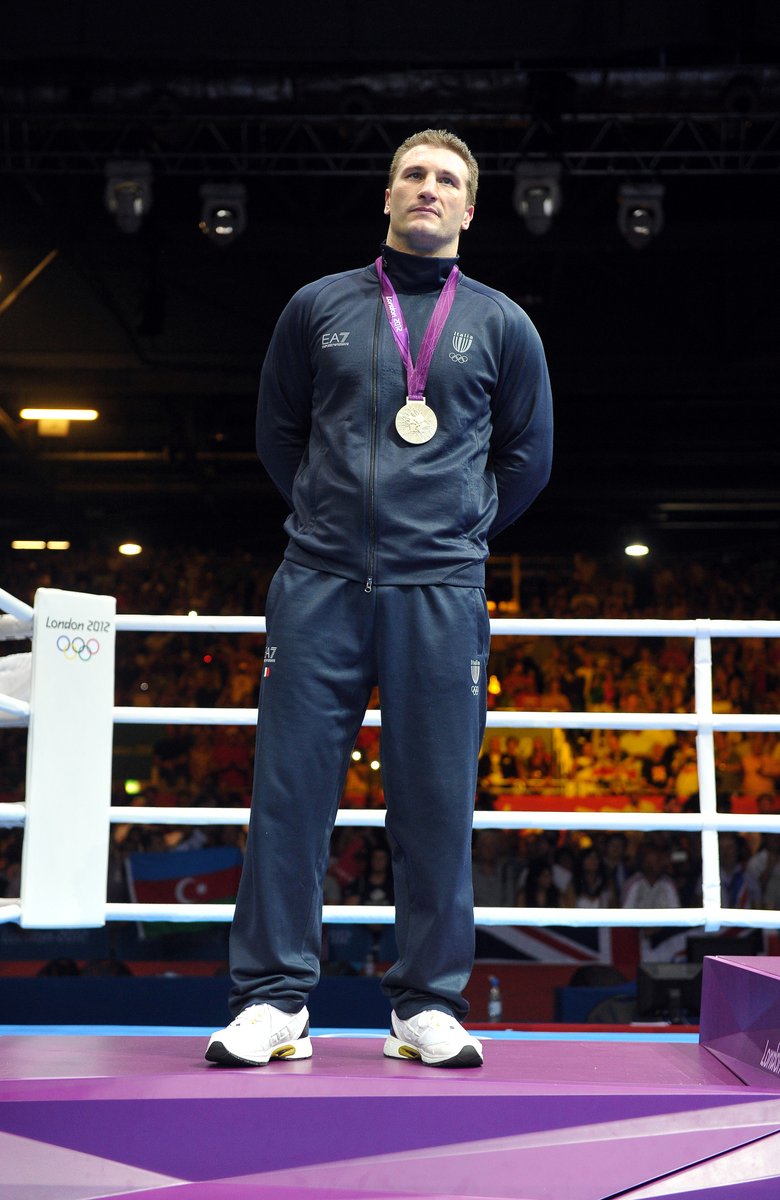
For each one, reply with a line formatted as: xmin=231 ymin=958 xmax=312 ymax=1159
xmin=1 ymin=0 xmax=779 ymax=568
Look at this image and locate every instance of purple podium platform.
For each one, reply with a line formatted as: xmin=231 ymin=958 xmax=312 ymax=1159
xmin=2 ymin=1025 xmax=780 ymax=1200
xmin=701 ymin=956 xmax=780 ymax=1090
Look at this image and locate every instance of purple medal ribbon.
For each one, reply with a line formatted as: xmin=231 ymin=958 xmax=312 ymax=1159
xmin=375 ymin=256 xmax=459 ymax=402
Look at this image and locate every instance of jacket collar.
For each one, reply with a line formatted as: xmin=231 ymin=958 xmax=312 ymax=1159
xmin=379 ymin=243 xmax=459 ymax=293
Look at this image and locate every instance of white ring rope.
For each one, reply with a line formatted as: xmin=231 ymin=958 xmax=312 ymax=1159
xmin=2 ymin=587 xmax=780 ymax=934
xmin=89 ymin=903 xmax=778 ymax=932
xmin=105 ymin=806 xmax=780 ymax=835
xmin=0 ymin=588 xmax=34 ymax=623
xmin=0 ymin=694 xmax=30 ymax=719
xmin=111 ymin=706 xmax=780 ymax=733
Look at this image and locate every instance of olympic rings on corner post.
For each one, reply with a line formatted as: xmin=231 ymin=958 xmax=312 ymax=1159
xmin=55 ymin=635 xmax=100 ymax=661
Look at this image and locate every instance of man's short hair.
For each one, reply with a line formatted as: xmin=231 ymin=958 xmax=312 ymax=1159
xmin=389 ymin=129 xmax=478 ymax=207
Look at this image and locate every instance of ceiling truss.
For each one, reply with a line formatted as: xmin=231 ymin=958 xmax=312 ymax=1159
xmin=1 ymin=111 xmax=779 ymax=177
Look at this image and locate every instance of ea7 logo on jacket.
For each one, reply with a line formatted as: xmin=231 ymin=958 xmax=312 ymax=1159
xmin=322 ymin=331 xmax=350 ymax=348
xmin=450 ymin=331 xmax=473 ymax=362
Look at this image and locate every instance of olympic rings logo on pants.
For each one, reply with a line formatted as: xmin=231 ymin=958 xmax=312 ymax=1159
xmin=56 ymin=635 xmax=100 ymax=661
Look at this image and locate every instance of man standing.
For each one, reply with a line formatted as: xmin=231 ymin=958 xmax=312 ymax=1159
xmin=206 ymin=129 xmax=553 ymax=1069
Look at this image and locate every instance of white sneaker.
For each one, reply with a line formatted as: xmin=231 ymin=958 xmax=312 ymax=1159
xmin=205 ymin=1003 xmax=312 ymax=1067
xmin=383 ymin=1009 xmax=483 ymax=1068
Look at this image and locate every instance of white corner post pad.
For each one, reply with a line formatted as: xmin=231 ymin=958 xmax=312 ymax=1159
xmin=20 ymin=587 xmax=117 ymax=927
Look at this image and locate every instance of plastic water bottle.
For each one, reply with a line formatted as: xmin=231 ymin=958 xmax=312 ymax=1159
xmin=487 ymin=975 xmax=503 ymax=1022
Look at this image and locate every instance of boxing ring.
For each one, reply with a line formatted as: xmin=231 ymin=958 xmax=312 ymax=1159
xmin=2 ymin=582 xmax=780 ymax=1199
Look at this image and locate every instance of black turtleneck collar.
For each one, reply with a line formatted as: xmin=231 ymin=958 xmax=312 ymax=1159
xmin=379 ymin=243 xmax=458 ymax=294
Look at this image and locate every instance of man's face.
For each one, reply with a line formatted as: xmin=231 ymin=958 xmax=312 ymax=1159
xmin=384 ymin=144 xmax=474 ymax=258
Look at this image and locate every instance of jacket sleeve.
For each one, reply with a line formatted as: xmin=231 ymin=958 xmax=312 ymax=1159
xmin=255 ymin=286 xmax=316 ymax=508
xmin=488 ymin=303 xmax=553 ymax=539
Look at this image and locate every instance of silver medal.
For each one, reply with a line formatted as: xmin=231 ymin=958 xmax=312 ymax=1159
xmin=395 ymin=398 xmax=437 ymax=445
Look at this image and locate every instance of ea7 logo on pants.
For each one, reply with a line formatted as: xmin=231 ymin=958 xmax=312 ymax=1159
xmin=322 ymin=331 xmax=350 ymax=348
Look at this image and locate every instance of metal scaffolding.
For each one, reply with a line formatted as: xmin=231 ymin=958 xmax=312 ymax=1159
xmin=2 ymin=110 xmax=779 ymax=177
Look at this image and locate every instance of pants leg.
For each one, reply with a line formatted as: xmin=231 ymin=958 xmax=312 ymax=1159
xmin=228 ymin=561 xmax=375 ymax=1015
xmin=376 ymin=584 xmax=489 ymax=1021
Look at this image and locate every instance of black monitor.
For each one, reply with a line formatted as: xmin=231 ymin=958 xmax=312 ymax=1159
xmin=636 ymin=963 xmax=703 ymax=1023
xmin=686 ymin=929 xmax=764 ymax=963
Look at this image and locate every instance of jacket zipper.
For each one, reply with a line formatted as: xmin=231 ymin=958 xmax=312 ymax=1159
xmin=365 ymin=297 xmax=383 ymax=594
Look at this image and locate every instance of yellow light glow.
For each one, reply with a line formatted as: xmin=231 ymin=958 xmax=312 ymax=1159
xmin=20 ymin=408 xmax=99 ymax=421
xmin=118 ymin=542 xmax=143 ymax=556
xmin=351 ymin=750 xmax=362 ymax=761
xmin=124 ymin=779 xmax=142 ymax=795
xmin=488 ymin=673 xmax=502 ymax=696
xmin=625 ymin=542 xmax=650 ymax=557
xmin=11 ymin=539 xmax=72 ymax=550
xmin=370 ymin=759 xmax=381 ymax=771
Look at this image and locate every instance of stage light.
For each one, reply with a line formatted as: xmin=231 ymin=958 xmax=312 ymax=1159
xmin=104 ymin=161 xmax=153 ymax=234
xmin=199 ymin=183 xmax=247 ymax=246
xmin=625 ymin=542 xmax=650 ymax=557
xmin=513 ymin=163 xmax=562 ymax=235
xmin=11 ymin=540 xmax=71 ymax=551
xmin=20 ymin=408 xmax=98 ymax=421
xmin=20 ymin=407 xmax=99 ymax=437
xmin=118 ymin=542 xmax=142 ymax=556
xmin=617 ymin=183 xmax=665 ymax=249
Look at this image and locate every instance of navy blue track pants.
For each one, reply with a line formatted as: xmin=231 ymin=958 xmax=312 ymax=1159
xmin=228 ymin=560 xmax=490 ymax=1020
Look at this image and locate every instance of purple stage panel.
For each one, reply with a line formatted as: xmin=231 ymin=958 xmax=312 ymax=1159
xmin=216 ymin=1097 xmax=780 ymax=1199
xmin=0 ymin=1129 xmax=181 ymax=1200
xmin=0 ymin=1031 xmax=758 ymax=1097
xmin=105 ymin=1188 xmax=436 ymax=1200
xmin=617 ymin=1129 xmax=780 ymax=1199
xmin=2 ymin=1033 xmax=780 ymax=1200
xmin=701 ymin=956 xmax=780 ymax=1089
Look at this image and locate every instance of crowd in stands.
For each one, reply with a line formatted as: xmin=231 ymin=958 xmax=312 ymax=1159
xmin=2 ymin=545 xmax=780 ymax=916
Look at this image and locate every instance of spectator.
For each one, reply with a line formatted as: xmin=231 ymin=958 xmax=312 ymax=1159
xmin=602 ymin=831 xmax=633 ymax=897
xmin=499 ymin=736 xmax=523 ymax=783
xmin=752 ymin=833 xmax=780 ymax=909
xmin=739 ymin=732 xmax=780 ymax=799
xmin=478 ymin=736 xmax=504 ymax=787
xmin=525 ymin=736 xmax=553 ymax=783
xmin=522 ymin=859 xmax=563 ymax=907
xmin=718 ymin=832 xmax=761 ymax=909
xmin=641 ymin=741 xmax=675 ymax=796
xmin=344 ymin=843 xmax=394 ymax=907
xmin=472 ymin=829 xmax=519 ymax=907
xmin=622 ymin=841 xmax=680 ymax=909
xmin=670 ymin=736 xmax=700 ymax=810
xmin=571 ymin=846 xmax=616 ymax=908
